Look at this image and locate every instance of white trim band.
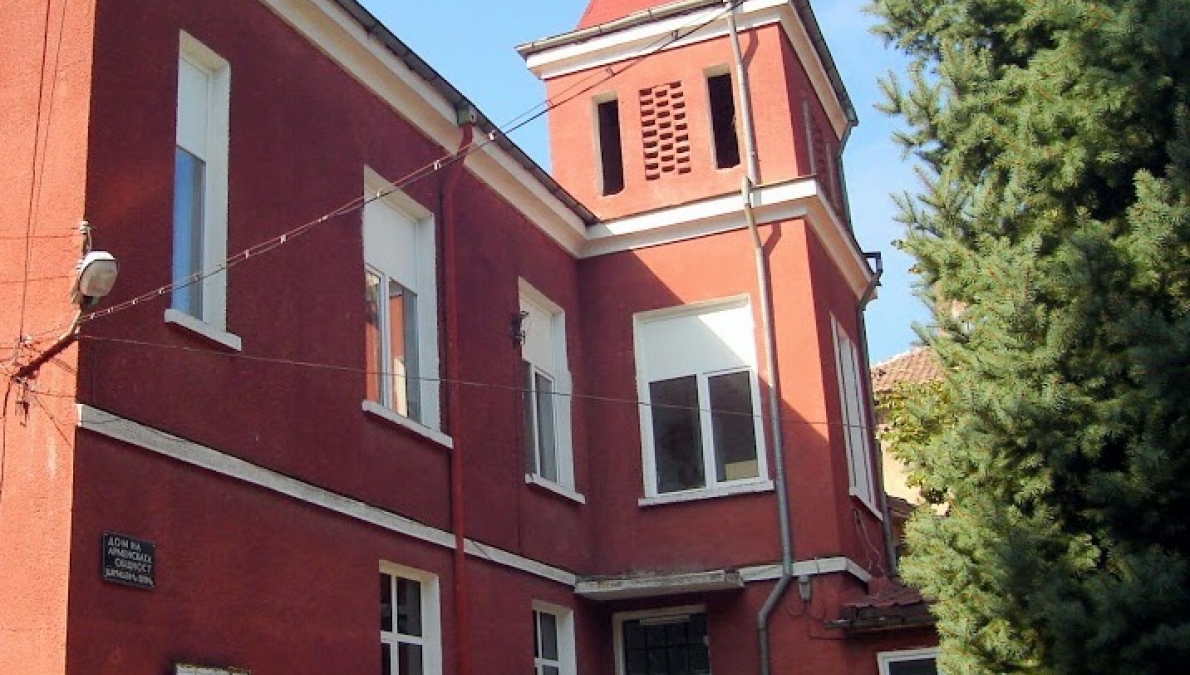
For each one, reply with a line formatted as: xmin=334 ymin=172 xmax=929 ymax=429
xmin=76 ymin=405 xmax=573 ymax=584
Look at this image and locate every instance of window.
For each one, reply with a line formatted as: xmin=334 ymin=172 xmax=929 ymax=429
xmin=832 ymin=316 xmax=877 ymax=507
xmin=635 ymin=299 xmax=767 ymax=498
xmin=363 ymin=172 xmax=441 ymax=433
xmin=533 ymin=603 xmax=576 ymax=675
xmin=878 ymin=648 xmax=940 ymax=675
xmin=706 ymin=71 xmax=740 ymax=169
xmin=614 ymin=607 xmax=709 ymax=675
xmin=380 ymin=565 xmax=442 ymax=675
xmin=171 ymin=33 xmax=230 ymax=334
xmin=597 ymin=97 xmax=625 ymax=195
xmin=520 ymin=282 xmax=576 ymax=494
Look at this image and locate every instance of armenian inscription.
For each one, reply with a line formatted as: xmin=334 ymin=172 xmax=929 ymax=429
xmin=102 ymin=532 xmax=155 ymax=589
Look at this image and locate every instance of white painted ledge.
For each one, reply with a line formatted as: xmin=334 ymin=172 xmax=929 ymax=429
xmin=525 ymin=473 xmax=586 ymax=505
xmin=638 ymin=479 xmax=774 ymax=507
xmin=164 ymin=308 xmax=242 ymax=352
xmin=362 ymin=400 xmax=454 ymax=450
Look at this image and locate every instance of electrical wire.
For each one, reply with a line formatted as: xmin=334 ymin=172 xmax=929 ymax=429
xmin=77 ymin=334 xmax=875 ymax=434
xmin=14 ymin=0 xmax=59 ymax=344
xmin=72 ymin=0 xmax=742 ymax=331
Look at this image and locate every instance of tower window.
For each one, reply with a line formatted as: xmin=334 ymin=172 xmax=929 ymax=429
xmin=597 ymin=98 xmax=624 ymax=195
xmin=707 ymin=73 xmax=740 ymax=169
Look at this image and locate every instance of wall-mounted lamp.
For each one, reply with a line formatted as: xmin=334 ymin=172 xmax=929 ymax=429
xmin=510 ymin=310 xmax=529 ymax=346
xmin=797 ymin=574 xmax=812 ymax=601
xmin=71 ymin=250 xmax=119 ymax=307
xmin=863 ymin=251 xmax=883 ymax=282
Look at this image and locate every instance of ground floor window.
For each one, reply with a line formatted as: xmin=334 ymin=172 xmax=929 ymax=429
xmin=878 ymin=648 xmax=939 ymax=675
xmin=380 ymin=564 xmax=442 ymax=675
xmin=533 ymin=602 xmax=576 ymax=675
xmin=616 ymin=607 xmax=709 ymax=675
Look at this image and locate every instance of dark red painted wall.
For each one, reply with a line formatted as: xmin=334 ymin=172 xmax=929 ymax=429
xmin=0 ymin=0 xmax=928 ymax=672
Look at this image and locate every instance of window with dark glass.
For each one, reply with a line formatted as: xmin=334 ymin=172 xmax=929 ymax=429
xmin=597 ymin=98 xmax=625 ymax=195
xmin=533 ymin=609 xmax=562 ymax=675
xmin=381 ymin=572 xmax=425 ymax=675
xmin=621 ymin=613 xmax=710 ymax=675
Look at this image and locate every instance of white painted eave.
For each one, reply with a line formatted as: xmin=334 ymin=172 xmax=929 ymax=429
xmin=257 ymin=0 xmax=591 ymax=254
xmin=520 ymin=0 xmax=851 ymax=138
xmin=580 ymin=176 xmax=874 ymax=300
xmin=576 ymin=569 xmax=744 ymax=601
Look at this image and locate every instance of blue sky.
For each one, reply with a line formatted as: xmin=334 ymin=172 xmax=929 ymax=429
xmin=357 ymin=0 xmax=928 ymax=363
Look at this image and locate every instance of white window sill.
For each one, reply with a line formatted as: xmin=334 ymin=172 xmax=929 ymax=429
xmin=362 ymin=400 xmax=453 ymax=450
xmin=164 ymin=308 xmax=242 ymax=351
xmin=524 ymin=474 xmax=586 ymax=505
xmin=850 ymin=488 xmax=885 ymax=520
xmin=639 ymin=479 xmax=774 ymax=507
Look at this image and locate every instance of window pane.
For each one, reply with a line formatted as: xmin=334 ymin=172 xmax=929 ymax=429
xmin=709 ymin=371 xmax=759 ymax=482
xmin=366 ymin=271 xmax=384 ymax=404
xmin=650 ymin=376 xmax=705 ymax=493
xmin=707 ymin=73 xmax=740 ymax=169
xmin=380 ymin=573 xmax=393 ymax=632
xmin=888 ymin=657 xmax=938 ymax=675
xmin=538 ymin=611 xmax=559 ymax=660
xmin=172 ymin=147 xmax=206 ymax=316
xmin=395 ymin=578 xmax=422 ymax=637
xmin=542 ymin=667 xmax=560 ymax=675
xmin=535 ymin=372 xmax=558 ymax=482
xmin=397 ymin=642 xmax=424 ymax=675
xmin=388 ymin=281 xmax=421 ymax=420
xmin=401 ymin=286 xmax=421 ymax=420
xmin=523 ymin=361 xmax=538 ymax=473
xmin=382 ymin=643 xmax=392 ymax=675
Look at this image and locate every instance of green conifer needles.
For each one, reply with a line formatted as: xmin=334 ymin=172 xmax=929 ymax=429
xmin=871 ymin=0 xmax=1190 ymax=672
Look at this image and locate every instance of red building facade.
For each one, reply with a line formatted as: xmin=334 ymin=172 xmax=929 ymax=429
xmin=0 ymin=1 xmax=935 ymax=674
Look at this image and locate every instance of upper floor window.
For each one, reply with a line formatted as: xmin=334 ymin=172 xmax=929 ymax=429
xmin=532 ymin=602 xmax=576 ymax=675
xmin=171 ymin=32 xmax=230 ymax=334
xmin=363 ymin=173 xmax=442 ymax=432
xmin=832 ymin=315 xmax=877 ymax=508
xmin=520 ymin=281 xmax=579 ymax=498
xmin=635 ymin=298 xmax=767 ymax=498
xmin=380 ymin=564 xmax=442 ymax=675
xmin=596 ymin=96 xmax=625 ymax=195
xmin=706 ymin=70 xmax=740 ymax=169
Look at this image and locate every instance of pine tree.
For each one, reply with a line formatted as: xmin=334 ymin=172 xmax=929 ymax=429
xmin=869 ymin=0 xmax=1190 ymax=673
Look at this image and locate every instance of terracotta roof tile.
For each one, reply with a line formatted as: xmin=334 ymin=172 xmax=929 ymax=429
xmin=871 ymin=347 xmax=942 ymax=393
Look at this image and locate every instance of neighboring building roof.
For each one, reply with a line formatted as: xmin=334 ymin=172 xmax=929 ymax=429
xmin=871 ymin=347 xmax=942 ymax=394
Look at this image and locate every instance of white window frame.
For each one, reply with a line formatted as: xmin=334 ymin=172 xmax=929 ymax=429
xmin=519 ymin=280 xmax=581 ymax=501
xmin=877 ymin=647 xmax=940 ymax=675
xmin=362 ymin=169 xmax=443 ymax=439
xmin=166 ymin=32 xmax=239 ymax=351
xmin=532 ymin=601 xmax=577 ymax=675
xmin=634 ymin=297 xmax=770 ymax=503
xmin=612 ymin=605 xmax=709 ymax=675
xmin=380 ymin=562 xmax=443 ymax=675
xmin=831 ymin=315 xmax=878 ymax=512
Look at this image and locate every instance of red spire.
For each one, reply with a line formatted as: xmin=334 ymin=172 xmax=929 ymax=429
xmin=577 ymin=0 xmax=679 ymax=29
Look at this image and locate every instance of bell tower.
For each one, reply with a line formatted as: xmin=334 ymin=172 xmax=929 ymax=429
xmin=519 ymin=0 xmax=857 ymax=222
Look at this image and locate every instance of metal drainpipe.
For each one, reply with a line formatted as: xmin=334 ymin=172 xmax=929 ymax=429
xmin=443 ymin=118 xmax=475 ymax=675
xmin=724 ymin=4 xmax=794 ymax=675
xmin=856 ymin=259 xmax=898 ymax=576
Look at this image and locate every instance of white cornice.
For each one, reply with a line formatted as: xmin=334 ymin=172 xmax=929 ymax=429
xmin=580 ymin=177 xmax=873 ymax=299
xmin=522 ymin=0 xmax=849 ymax=138
xmin=257 ymin=0 xmax=589 ymax=254
xmin=75 ymin=405 xmax=876 ymax=592
xmin=76 ymin=405 xmax=577 ymax=586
